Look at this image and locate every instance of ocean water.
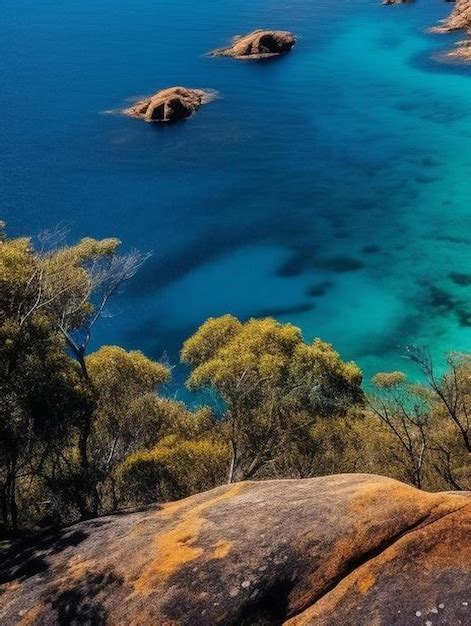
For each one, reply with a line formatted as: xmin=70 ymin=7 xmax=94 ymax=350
xmin=2 ymin=0 xmax=471 ymax=390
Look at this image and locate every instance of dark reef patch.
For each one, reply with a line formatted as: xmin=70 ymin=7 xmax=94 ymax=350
xmin=125 ymin=218 xmax=277 ymax=297
xmin=361 ymin=244 xmax=381 ymax=254
xmin=359 ymin=312 xmax=423 ymax=358
xmin=428 ymin=286 xmax=456 ymax=312
xmin=457 ymin=309 xmax=471 ymax=327
xmin=425 ymin=285 xmax=471 ymax=327
xmin=434 ymin=234 xmax=471 ymax=245
xmin=395 ymin=98 xmax=469 ymax=125
xmin=420 ymin=156 xmax=441 ymax=168
xmin=318 ymin=256 xmax=365 ymax=273
xmin=449 ymin=272 xmax=471 ymax=286
xmin=274 ymin=247 xmax=317 ymax=277
xmin=306 ymin=281 xmax=332 ymax=297
xmin=250 ymin=302 xmax=313 ymax=318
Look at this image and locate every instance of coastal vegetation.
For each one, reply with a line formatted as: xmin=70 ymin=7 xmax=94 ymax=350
xmin=0 ymin=224 xmax=469 ymax=535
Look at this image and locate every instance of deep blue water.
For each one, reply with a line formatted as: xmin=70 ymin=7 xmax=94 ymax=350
xmin=2 ymin=0 xmax=471 ymax=390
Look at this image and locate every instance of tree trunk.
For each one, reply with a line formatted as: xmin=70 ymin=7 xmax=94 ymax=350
xmin=0 ymin=491 xmax=8 ymax=529
xmin=8 ymin=454 xmax=18 ymax=532
xmin=227 ymin=440 xmax=237 ymax=484
xmin=74 ymin=346 xmax=100 ymax=518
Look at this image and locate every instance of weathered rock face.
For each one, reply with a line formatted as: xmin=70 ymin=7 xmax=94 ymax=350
xmin=432 ymin=0 xmax=471 ymax=61
xmin=123 ymin=87 xmax=210 ymax=123
xmin=433 ymin=0 xmax=471 ymax=32
xmin=1 ymin=474 xmax=470 ymax=625
xmin=210 ymin=30 xmax=296 ymax=59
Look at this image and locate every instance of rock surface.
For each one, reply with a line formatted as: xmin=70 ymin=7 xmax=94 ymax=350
xmin=1 ymin=474 xmax=470 ymax=625
xmin=433 ymin=0 xmax=471 ymax=32
xmin=383 ymin=0 xmax=414 ymax=5
xmin=431 ymin=0 xmax=471 ymax=61
xmin=210 ymin=30 xmax=296 ymax=59
xmin=123 ymin=87 xmax=211 ymax=123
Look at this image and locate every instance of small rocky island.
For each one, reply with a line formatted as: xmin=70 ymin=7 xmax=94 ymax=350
xmin=123 ymin=87 xmax=212 ymax=123
xmin=210 ymin=29 xmax=296 ymax=59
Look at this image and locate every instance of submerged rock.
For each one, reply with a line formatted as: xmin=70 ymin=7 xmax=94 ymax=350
xmin=1 ymin=474 xmax=470 ymax=625
xmin=124 ymin=87 xmax=212 ymax=123
xmin=210 ymin=29 xmax=296 ymax=59
xmin=383 ymin=0 xmax=414 ymax=4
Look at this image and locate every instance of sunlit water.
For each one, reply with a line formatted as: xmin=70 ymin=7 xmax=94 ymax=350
xmin=2 ymin=0 xmax=470 ymax=391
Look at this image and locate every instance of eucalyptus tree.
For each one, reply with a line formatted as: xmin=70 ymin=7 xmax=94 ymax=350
xmin=181 ymin=315 xmax=364 ymax=483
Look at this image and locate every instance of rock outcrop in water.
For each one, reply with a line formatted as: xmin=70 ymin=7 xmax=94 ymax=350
xmin=431 ymin=0 xmax=471 ymax=61
xmin=1 ymin=474 xmax=470 ymax=625
xmin=124 ymin=87 xmax=211 ymax=123
xmin=383 ymin=0 xmax=414 ymax=5
xmin=209 ymin=30 xmax=296 ymax=59
xmin=433 ymin=0 xmax=471 ymax=32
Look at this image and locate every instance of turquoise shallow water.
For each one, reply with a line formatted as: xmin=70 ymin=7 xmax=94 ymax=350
xmin=1 ymin=0 xmax=470 ymax=388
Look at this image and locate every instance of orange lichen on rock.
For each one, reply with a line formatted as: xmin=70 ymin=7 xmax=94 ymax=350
xmin=357 ymin=571 xmax=376 ymax=595
xmin=211 ymin=539 xmax=232 ymax=559
xmin=286 ymin=499 xmax=471 ymax=626
xmin=2 ymin=475 xmax=469 ymax=625
xmin=133 ymin=483 xmax=247 ymax=594
xmin=18 ymin=603 xmax=44 ymax=626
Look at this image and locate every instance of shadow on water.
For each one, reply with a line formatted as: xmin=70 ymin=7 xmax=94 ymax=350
xmin=410 ymin=39 xmax=471 ymax=78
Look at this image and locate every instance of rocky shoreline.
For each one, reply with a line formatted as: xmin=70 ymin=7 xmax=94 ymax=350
xmin=383 ymin=0 xmax=471 ymax=62
xmin=431 ymin=0 xmax=471 ymax=61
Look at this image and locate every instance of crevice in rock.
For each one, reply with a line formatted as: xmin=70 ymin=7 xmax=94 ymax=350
xmin=235 ymin=577 xmax=296 ymax=626
xmin=285 ymin=501 xmax=471 ymax=623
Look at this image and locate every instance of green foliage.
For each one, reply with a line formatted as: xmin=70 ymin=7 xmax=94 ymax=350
xmin=182 ymin=315 xmax=364 ymax=481
xmin=0 ymin=230 xmax=92 ymax=531
xmin=0 ymin=226 xmax=154 ymax=531
xmin=369 ymin=357 xmax=471 ymax=491
xmin=372 ymin=371 xmax=406 ymax=389
xmin=1 ymin=223 xmax=469 ymax=536
xmin=118 ymin=436 xmax=229 ymax=503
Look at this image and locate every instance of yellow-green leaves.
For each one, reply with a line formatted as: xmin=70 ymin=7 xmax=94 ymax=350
xmin=181 ymin=315 xmax=364 ymax=481
xmin=87 ymin=345 xmax=170 ymax=395
xmin=182 ymin=316 xmax=363 ymax=410
xmin=372 ymin=371 xmax=407 ymax=389
xmin=118 ymin=436 xmax=229 ymax=502
xmin=181 ymin=314 xmax=242 ymax=366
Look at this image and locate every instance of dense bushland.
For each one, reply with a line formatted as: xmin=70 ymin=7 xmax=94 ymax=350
xmin=0 ymin=224 xmax=469 ymax=535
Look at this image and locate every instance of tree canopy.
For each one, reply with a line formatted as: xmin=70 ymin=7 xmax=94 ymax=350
xmin=182 ymin=315 xmax=364 ymax=481
xmin=1 ymin=223 xmax=469 ymax=535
